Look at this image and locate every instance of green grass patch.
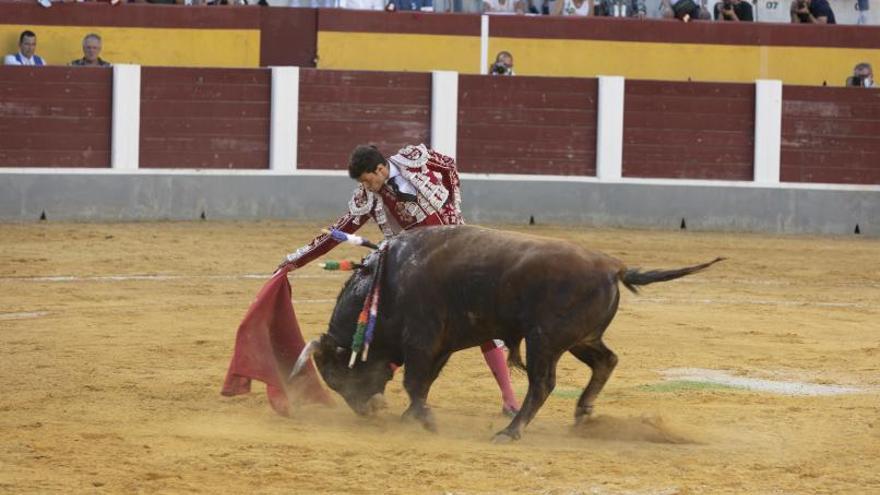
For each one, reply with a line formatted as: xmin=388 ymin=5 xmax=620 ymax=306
xmin=550 ymin=387 xmax=583 ymax=399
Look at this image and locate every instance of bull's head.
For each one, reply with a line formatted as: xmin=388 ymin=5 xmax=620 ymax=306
xmin=290 ymin=333 xmax=393 ymax=416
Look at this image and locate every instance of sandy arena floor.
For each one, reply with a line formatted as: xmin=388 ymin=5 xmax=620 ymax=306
xmin=1 ymin=221 xmax=878 ymax=494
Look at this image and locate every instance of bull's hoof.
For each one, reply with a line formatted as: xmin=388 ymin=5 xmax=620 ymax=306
xmin=422 ymin=419 xmax=438 ymax=433
xmin=401 ymin=407 xmax=437 ymax=433
xmin=367 ymin=393 xmax=388 ymax=413
xmin=574 ymin=405 xmax=594 ymax=425
xmin=491 ymin=430 xmax=520 ymax=444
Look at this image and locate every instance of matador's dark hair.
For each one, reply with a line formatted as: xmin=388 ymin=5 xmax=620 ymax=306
xmin=348 ymin=145 xmax=387 ymax=179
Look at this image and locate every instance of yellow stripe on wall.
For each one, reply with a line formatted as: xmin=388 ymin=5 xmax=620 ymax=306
xmin=316 ymin=30 xmax=876 ymax=87
xmin=490 ymin=38 xmax=878 ymax=87
xmin=318 ymin=31 xmax=481 ymax=73
xmin=1 ymin=25 xmax=260 ymax=68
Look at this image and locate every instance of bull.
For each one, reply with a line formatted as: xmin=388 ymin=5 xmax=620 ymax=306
xmin=290 ymin=225 xmax=721 ymax=442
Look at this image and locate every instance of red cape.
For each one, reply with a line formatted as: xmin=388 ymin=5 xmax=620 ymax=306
xmin=221 ymin=268 xmax=333 ymax=415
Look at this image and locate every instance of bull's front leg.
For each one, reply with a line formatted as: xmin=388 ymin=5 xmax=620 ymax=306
xmin=400 ymin=351 xmax=450 ymax=433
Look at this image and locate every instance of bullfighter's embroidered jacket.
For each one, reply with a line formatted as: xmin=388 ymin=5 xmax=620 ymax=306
xmin=285 ymin=144 xmax=463 ymax=269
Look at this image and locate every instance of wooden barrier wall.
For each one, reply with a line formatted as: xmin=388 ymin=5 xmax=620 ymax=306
xmin=0 ymin=66 xmax=111 ymax=168
xmin=781 ymin=86 xmax=880 ymax=185
xmin=140 ymin=67 xmax=270 ymax=169
xmin=297 ymin=69 xmax=431 ymax=170
xmin=623 ymin=80 xmax=754 ymax=180
xmin=457 ymin=75 xmax=597 ymax=175
xmin=1 ymin=66 xmax=879 ymax=186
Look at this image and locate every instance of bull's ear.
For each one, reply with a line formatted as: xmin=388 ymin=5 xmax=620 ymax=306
xmin=320 ymin=333 xmax=347 ymax=356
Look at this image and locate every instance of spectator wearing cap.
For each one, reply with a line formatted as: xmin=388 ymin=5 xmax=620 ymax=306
xmin=70 ymin=34 xmax=111 ymax=67
xmin=4 ymin=31 xmax=46 ymax=66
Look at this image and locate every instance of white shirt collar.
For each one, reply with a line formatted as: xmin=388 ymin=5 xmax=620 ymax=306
xmin=386 ymin=161 xmax=401 ymax=181
xmin=384 ymin=161 xmax=417 ymax=195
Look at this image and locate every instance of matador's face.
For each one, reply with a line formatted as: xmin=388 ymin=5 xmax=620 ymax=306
xmin=357 ymin=163 xmax=390 ymax=193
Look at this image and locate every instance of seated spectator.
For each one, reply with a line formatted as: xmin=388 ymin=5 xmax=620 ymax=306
xmin=527 ymin=0 xmax=550 ymax=14
xmin=4 ymin=31 xmax=46 ymax=66
xmin=340 ymin=0 xmax=384 ymax=8
xmin=433 ymin=0 xmax=483 ymax=11
xmin=856 ymin=0 xmax=869 ymax=24
xmin=552 ymin=0 xmax=594 ymax=15
xmin=714 ymin=0 xmax=753 ymax=20
xmin=386 ymin=0 xmax=432 ymax=9
xmin=488 ymin=50 xmax=515 ymax=76
xmin=846 ymin=63 xmax=875 ymax=88
xmin=483 ymin=0 xmax=525 ymax=14
xmin=661 ymin=0 xmax=707 ymax=20
xmin=594 ymin=0 xmax=646 ymax=17
xmin=459 ymin=0 xmax=483 ymax=11
xmin=70 ymin=34 xmax=111 ymax=67
xmin=790 ymin=0 xmax=835 ymax=23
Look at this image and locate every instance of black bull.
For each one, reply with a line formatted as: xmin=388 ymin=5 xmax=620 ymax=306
xmin=291 ymin=225 xmax=722 ymax=442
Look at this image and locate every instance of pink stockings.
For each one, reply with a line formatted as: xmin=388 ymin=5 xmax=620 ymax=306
xmin=480 ymin=341 xmax=519 ymax=413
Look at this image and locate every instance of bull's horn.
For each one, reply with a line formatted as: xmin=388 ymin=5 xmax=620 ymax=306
xmin=288 ymin=340 xmax=319 ymax=382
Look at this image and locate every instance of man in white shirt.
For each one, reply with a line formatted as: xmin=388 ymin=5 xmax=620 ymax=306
xmin=4 ymin=31 xmax=47 ymax=66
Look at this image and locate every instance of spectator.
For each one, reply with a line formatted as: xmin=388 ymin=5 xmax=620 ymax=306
xmin=790 ymin=0 xmax=835 ymax=23
xmin=552 ymin=0 xmax=594 ymax=15
xmin=433 ymin=0 xmax=483 ymax=10
xmin=713 ymin=0 xmax=753 ymax=20
xmin=846 ymin=63 xmax=875 ymax=88
xmin=459 ymin=0 xmax=483 ymax=11
xmin=856 ymin=0 xmax=869 ymax=24
xmin=483 ymin=0 xmax=525 ymax=14
xmin=661 ymin=0 xmax=706 ymax=21
xmin=4 ymin=31 xmax=46 ymax=66
xmin=489 ymin=50 xmax=514 ymax=76
xmin=527 ymin=0 xmax=550 ymax=13
xmin=594 ymin=0 xmax=646 ymax=17
xmin=70 ymin=34 xmax=111 ymax=67
xmin=385 ymin=0 xmax=432 ymax=9
xmin=339 ymin=0 xmax=384 ymax=7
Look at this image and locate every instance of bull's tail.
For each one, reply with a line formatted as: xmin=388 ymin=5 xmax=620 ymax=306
xmin=619 ymin=257 xmax=724 ymax=294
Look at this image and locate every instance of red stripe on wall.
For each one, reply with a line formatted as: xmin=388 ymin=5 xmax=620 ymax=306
xmin=139 ymin=67 xmax=270 ymax=169
xmin=457 ymin=75 xmax=598 ymax=176
xmin=317 ymin=9 xmax=481 ymax=36
xmin=488 ymin=15 xmax=880 ymax=50
xmin=297 ymin=69 xmax=431 ymax=170
xmin=0 ymin=66 xmax=111 ymax=168
xmin=623 ymin=80 xmax=754 ymax=180
xmin=781 ymin=85 xmax=880 ymax=185
xmin=259 ymin=8 xmax=317 ymax=67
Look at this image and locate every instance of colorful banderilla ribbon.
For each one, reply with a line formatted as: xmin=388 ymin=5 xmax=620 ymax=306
xmin=348 ymin=246 xmax=387 ymax=368
xmin=318 ymin=260 xmax=360 ymax=271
